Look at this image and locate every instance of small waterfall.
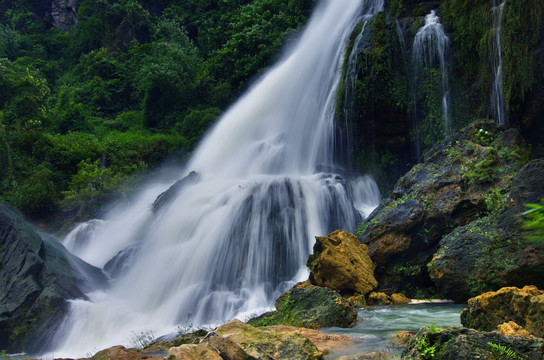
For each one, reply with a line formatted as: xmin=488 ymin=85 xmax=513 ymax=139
xmin=412 ymin=10 xmax=451 ymax=156
xmin=491 ymin=0 xmax=507 ymax=125
xmin=48 ymin=0 xmax=382 ymax=357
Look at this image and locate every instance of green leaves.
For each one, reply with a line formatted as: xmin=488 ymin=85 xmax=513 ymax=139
xmin=522 ymin=200 xmax=544 ymax=243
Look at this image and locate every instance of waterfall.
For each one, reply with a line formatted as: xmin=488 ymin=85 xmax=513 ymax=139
xmin=491 ymin=0 xmax=507 ymax=125
xmin=412 ymin=10 xmax=451 ymax=156
xmin=48 ymin=0 xmax=382 ymax=357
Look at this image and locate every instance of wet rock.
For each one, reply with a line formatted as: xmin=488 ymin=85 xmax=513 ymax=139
xmin=402 ymin=327 xmax=544 ymax=359
xmin=0 ymin=203 xmax=107 ymax=353
xmin=359 ymin=121 xmax=536 ymax=298
xmin=249 ymin=283 xmax=357 ymax=329
xmin=215 ymin=319 xmax=323 ymax=360
xmin=460 ymin=285 xmax=544 ymax=338
xmin=152 ymin=171 xmax=200 ymax=214
xmin=91 ymin=345 xmax=164 ymax=360
xmin=391 ymin=293 xmax=411 ymax=305
xmin=266 ymin=326 xmax=356 ymax=356
xmin=307 ymin=230 xmax=377 ymax=296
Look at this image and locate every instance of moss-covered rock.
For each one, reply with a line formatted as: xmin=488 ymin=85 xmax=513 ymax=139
xmin=307 ymin=230 xmax=377 ymax=297
xmin=215 ymin=319 xmax=323 ymax=360
xmin=460 ymin=285 xmax=544 ymax=338
xmin=359 ymin=120 xmax=532 ymax=298
xmin=249 ymin=283 xmax=357 ymax=329
xmin=402 ymin=327 xmax=544 ymax=360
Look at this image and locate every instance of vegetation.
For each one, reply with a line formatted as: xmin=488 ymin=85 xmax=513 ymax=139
xmin=523 ymin=200 xmax=544 ymax=243
xmin=0 ymin=0 xmax=316 ymax=226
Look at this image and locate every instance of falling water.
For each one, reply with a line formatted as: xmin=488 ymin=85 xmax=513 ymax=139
xmin=49 ymin=0 xmax=382 ymax=357
xmin=491 ymin=0 xmax=507 ymax=125
xmin=412 ymin=10 xmax=452 ymax=154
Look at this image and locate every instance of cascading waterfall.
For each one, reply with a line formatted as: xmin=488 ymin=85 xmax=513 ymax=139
xmin=491 ymin=0 xmax=507 ymax=125
xmin=48 ymin=0 xmax=382 ymax=357
xmin=412 ymin=10 xmax=451 ymax=157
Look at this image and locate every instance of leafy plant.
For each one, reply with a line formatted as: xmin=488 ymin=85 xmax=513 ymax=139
xmin=522 ymin=200 xmax=544 ymax=242
xmin=487 ymin=341 xmax=527 ymax=360
xmin=417 ymin=335 xmax=436 ymax=359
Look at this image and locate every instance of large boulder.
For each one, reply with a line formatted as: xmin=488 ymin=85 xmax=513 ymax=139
xmin=91 ymin=345 xmax=164 ymax=360
xmin=428 ymin=158 xmax=544 ymax=301
xmin=359 ymin=121 xmax=537 ymax=298
xmin=402 ymin=327 xmax=544 ymax=360
xmin=0 ymin=204 xmax=107 ymax=353
xmin=460 ymin=286 xmax=544 ymax=338
xmin=214 ymin=319 xmax=323 ymax=360
xmin=249 ymin=283 xmax=357 ymax=329
xmin=307 ymin=230 xmax=377 ymax=296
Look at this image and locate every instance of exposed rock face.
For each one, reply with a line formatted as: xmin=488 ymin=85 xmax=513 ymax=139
xmin=33 ymin=0 xmax=79 ymax=31
xmin=359 ymin=121 xmax=540 ymax=299
xmin=168 ymin=344 xmax=223 ymax=360
xmin=0 ymin=203 xmax=106 ymax=353
xmin=214 ymin=319 xmax=323 ymax=360
xmin=307 ymin=230 xmax=377 ymax=296
xmin=249 ymin=283 xmax=357 ymax=329
xmin=152 ymin=171 xmax=200 ymax=214
xmin=402 ymin=327 xmax=544 ymax=360
xmin=460 ymin=286 xmax=544 ymax=338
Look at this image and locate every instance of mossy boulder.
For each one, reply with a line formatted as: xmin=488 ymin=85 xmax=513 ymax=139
xmin=249 ymin=283 xmax=357 ymax=329
xmin=91 ymin=345 xmax=164 ymax=360
xmin=214 ymin=319 xmax=323 ymax=360
xmin=359 ymin=120 xmax=533 ymax=298
xmin=307 ymin=230 xmax=377 ymax=296
xmin=402 ymin=327 xmax=544 ymax=360
xmin=0 ymin=203 xmax=107 ymax=353
xmin=460 ymin=286 xmax=544 ymax=338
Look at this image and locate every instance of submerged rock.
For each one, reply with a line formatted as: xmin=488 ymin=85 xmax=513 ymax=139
xmin=249 ymin=283 xmax=357 ymax=329
xmin=460 ymin=285 xmax=544 ymax=338
xmin=0 ymin=203 xmax=107 ymax=353
xmin=307 ymin=230 xmax=377 ymax=296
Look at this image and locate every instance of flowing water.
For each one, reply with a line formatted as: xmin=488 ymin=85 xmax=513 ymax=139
xmin=412 ymin=10 xmax=451 ymax=157
xmin=48 ymin=0 xmax=383 ymax=357
xmin=491 ymin=0 xmax=507 ymax=125
xmin=324 ymin=302 xmax=465 ymax=358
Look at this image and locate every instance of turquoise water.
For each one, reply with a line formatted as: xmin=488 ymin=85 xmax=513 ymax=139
xmin=323 ymin=302 xmax=466 ymax=358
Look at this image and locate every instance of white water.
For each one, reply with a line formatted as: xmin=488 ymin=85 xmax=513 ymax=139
xmin=412 ymin=10 xmax=452 ymax=141
xmin=49 ymin=0 xmax=382 ymax=357
xmin=491 ymin=0 xmax=507 ymax=125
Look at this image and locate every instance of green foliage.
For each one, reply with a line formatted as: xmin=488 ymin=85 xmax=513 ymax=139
xmin=522 ymin=200 xmax=544 ymax=243
xmin=487 ymin=341 xmax=527 ymax=360
xmin=417 ymin=335 xmax=436 ymax=359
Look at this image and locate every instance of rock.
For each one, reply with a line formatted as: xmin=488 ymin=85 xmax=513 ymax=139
xmin=200 ymin=334 xmax=255 ymax=360
xmin=33 ymin=0 xmax=78 ymax=31
xmin=367 ymin=292 xmax=392 ymax=306
xmin=167 ymin=344 xmax=222 ymax=360
xmin=497 ymin=321 xmax=533 ymax=338
xmin=152 ymin=171 xmax=200 ymax=214
xmin=359 ymin=121 xmax=535 ymax=298
xmin=266 ymin=326 xmax=357 ymax=355
xmin=402 ymin=327 xmax=544 ymax=359
xmin=91 ymin=345 xmax=164 ymax=360
xmin=307 ymin=230 xmax=377 ymax=296
xmin=249 ymin=284 xmax=357 ymax=329
xmin=391 ymin=293 xmax=411 ymax=305
xmin=0 ymin=203 xmax=107 ymax=353
xmin=215 ymin=319 xmax=323 ymax=360
xmin=460 ymin=286 xmax=544 ymax=338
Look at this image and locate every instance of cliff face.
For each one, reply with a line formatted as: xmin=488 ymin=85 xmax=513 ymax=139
xmin=33 ymin=0 xmax=78 ymax=30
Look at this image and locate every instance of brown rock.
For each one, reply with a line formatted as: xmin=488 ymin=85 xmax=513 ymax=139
xmin=200 ymin=334 xmax=254 ymax=360
xmin=167 ymin=344 xmax=222 ymax=360
xmin=497 ymin=321 xmax=533 ymax=338
xmin=215 ymin=319 xmax=323 ymax=359
xmin=367 ymin=292 xmax=392 ymax=305
xmin=307 ymin=230 xmax=377 ymax=296
xmin=91 ymin=346 xmax=164 ymax=360
xmin=267 ymin=326 xmax=357 ymax=355
xmin=391 ymin=293 xmax=410 ymax=305
xmin=461 ymin=285 xmax=544 ymax=338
